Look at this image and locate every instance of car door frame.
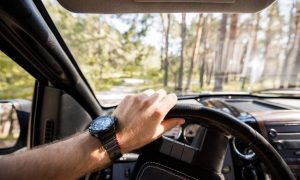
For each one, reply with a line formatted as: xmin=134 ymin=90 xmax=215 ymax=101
xmin=0 ymin=0 xmax=103 ymax=149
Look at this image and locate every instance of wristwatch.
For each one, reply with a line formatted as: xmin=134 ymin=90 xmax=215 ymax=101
xmin=89 ymin=116 xmax=122 ymax=161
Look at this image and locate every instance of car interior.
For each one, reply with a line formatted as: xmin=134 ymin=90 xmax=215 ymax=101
xmin=1 ymin=0 xmax=300 ymax=180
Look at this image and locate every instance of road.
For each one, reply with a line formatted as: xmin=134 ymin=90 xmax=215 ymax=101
xmin=96 ymin=78 xmax=145 ymax=106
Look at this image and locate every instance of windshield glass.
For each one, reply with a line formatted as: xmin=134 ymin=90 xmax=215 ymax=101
xmin=44 ymin=0 xmax=300 ymax=106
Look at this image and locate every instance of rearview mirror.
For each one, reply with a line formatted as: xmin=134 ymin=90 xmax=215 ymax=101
xmin=0 ymin=100 xmax=31 ymax=154
xmin=58 ymin=0 xmax=276 ymax=14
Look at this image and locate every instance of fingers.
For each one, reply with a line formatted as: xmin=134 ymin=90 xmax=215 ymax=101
xmin=142 ymin=89 xmax=167 ymax=107
xmin=154 ymin=93 xmax=177 ymax=119
xmin=131 ymin=89 xmax=177 ymax=120
xmin=137 ymin=90 xmax=177 ymax=120
xmin=141 ymin=89 xmax=155 ymax=96
xmin=162 ymin=118 xmax=185 ymax=131
xmin=115 ymin=88 xmax=182 ymax=153
xmin=138 ymin=89 xmax=155 ymax=100
xmin=153 ymin=118 xmax=185 ymax=138
xmin=151 ymin=89 xmax=167 ymax=103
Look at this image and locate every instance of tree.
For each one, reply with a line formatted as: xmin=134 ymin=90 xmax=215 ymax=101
xmin=289 ymin=38 xmax=300 ymax=87
xmin=288 ymin=4 xmax=300 ymax=87
xmin=199 ymin=15 xmax=210 ymax=88
xmin=241 ymin=13 xmax=261 ymax=90
xmin=280 ymin=2 xmax=299 ymax=88
xmin=160 ymin=14 xmax=165 ymax=71
xmin=177 ymin=13 xmax=187 ymax=93
xmin=224 ymin=14 xmax=239 ymax=82
xmin=40 ymin=0 xmax=299 ymax=93
xmin=0 ymin=51 xmax=34 ymax=99
xmin=214 ymin=14 xmax=228 ymax=91
xmin=162 ymin=14 xmax=171 ymax=87
xmin=261 ymin=5 xmax=281 ymax=83
xmin=185 ymin=14 xmax=204 ymax=91
xmin=45 ymin=0 xmax=155 ymax=90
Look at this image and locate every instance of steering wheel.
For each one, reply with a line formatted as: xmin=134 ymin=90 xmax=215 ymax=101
xmin=131 ymin=104 xmax=296 ymax=180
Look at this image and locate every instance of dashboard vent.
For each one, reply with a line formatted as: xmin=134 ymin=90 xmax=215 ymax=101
xmin=44 ymin=120 xmax=54 ymax=143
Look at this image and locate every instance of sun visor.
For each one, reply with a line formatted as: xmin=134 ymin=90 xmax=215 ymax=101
xmin=57 ymin=0 xmax=276 ymax=14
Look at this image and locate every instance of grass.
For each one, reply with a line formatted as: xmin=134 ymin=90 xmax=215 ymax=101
xmin=95 ymin=78 xmax=124 ymax=91
xmin=0 ymin=85 xmax=34 ymax=100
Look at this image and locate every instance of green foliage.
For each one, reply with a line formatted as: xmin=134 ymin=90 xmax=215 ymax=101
xmin=95 ymin=78 xmax=123 ymax=91
xmin=44 ymin=1 xmax=157 ymax=91
xmin=1 ymin=1 xmax=294 ymax=101
xmin=0 ymin=51 xmax=35 ymax=100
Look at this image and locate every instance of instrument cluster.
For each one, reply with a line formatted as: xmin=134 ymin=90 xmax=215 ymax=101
xmin=164 ymin=121 xmax=257 ymax=160
xmin=163 ymin=122 xmax=205 ymax=146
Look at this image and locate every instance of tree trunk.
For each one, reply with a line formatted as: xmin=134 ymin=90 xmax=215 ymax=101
xmin=163 ymin=14 xmax=171 ymax=87
xmin=199 ymin=16 xmax=210 ymax=88
xmin=261 ymin=6 xmax=278 ymax=83
xmin=185 ymin=14 xmax=204 ymax=91
xmin=160 ymin=44 xmax=164 ymax=70
xmin=239 ymin=41 xmax=248 ymax=81
xmin=280 ymin=3 xmax=299 ymax=88
xmin=160 ymin=14 xmax=165 ymax=71
xmin=207 ymin=61 xmax=214 ymax=86
xmin=177 ymin=13 xmax=186 ymax=93
xmin=224 ymin=14 xmax=239 ymax=83
xmin=288 ymin=38 xmax=300 ymax=87
xmin=241 ymin=14 xmax=260 ymax=90
xmin=214 ymin=14 xmax=228 ymax=91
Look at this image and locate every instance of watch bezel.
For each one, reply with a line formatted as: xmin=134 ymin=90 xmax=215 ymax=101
xmin=89 ymin=116 xmax=117 ymax=137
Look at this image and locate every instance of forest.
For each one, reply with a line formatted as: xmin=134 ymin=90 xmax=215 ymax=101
xmin=0 ymin=0 xmax=300 ymax=100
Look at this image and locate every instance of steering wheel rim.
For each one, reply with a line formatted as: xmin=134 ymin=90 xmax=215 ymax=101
xmin=139 ymin=103 xmax=295 ymax=180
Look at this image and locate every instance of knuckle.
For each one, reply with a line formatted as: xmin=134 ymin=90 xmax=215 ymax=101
xmin=157 ymin=89 xmax=167 ymax=97
xmin=125 ymin=95 xmax=132 ymax=99
xmin=124 ymin=95 xmax=133 ymax=101
xmin=144 ymin=89 xmax=154 ymax=95
xmin=152 ymin=108 xmax=163 ymax=118
xmin=158 ymin=89 xmax=167 ymax=94
xmin=135 ymin=95 xmax=144 ymax=103
xmin=142 ymin=99 xmax=151 ymax=107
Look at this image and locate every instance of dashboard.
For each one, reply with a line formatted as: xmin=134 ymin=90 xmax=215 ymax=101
xmin=99 ymin=95 xmax=300 ymax=180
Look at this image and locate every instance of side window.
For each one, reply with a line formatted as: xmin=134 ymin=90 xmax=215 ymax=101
xmin=0 ymin=51 xmax=35 ymax=149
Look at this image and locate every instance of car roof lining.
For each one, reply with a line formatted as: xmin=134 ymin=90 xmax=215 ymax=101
xmin=57 ymin=0 xmax=276 ymax=14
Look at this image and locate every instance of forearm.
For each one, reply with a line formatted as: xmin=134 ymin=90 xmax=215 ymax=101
xmin=0 ymin=132 xmax=110 ymax=180
xmin=0 ymin=90 xmax=182 ymax=179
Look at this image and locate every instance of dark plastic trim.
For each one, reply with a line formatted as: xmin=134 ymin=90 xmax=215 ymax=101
xmin=162 ymin=104 xmax=296 ymax=180
xmin=0 ymin=0 xmax=103 ymax=118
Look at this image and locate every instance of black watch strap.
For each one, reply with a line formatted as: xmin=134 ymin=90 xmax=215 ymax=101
xmin=100 ymin=128 xmax=122 ymax=161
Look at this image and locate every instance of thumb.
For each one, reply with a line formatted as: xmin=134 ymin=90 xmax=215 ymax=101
xmin=161 ymin=118 xmax=185 ymax=131
xmin=153 ymin=118 xmax=185 ymax=138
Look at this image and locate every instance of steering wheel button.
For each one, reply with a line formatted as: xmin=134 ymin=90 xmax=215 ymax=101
xmin=170 ymin=142 xmax=184 ymax=160
xmin=160 ymin=138 xmax=173 ymax=155
xmin=181 ymin=145 xmax=196 ymax=163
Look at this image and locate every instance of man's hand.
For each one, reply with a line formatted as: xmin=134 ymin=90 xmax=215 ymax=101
xmin=113 ymin=89 xmax=185 ymax=154
xmin=0 ymin=89 xmax=183 ymax=179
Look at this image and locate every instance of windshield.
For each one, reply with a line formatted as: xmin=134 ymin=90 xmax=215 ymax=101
xmin=44 ymin=0 xmax=300 ymax=106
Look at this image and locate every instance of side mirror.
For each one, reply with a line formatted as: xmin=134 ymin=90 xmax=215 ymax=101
xmin=0 ymin=100 xmax=31 ymax=154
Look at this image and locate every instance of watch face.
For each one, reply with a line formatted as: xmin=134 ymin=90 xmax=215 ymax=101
xmin=89 ymin=116 xmax=115 ymax=135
